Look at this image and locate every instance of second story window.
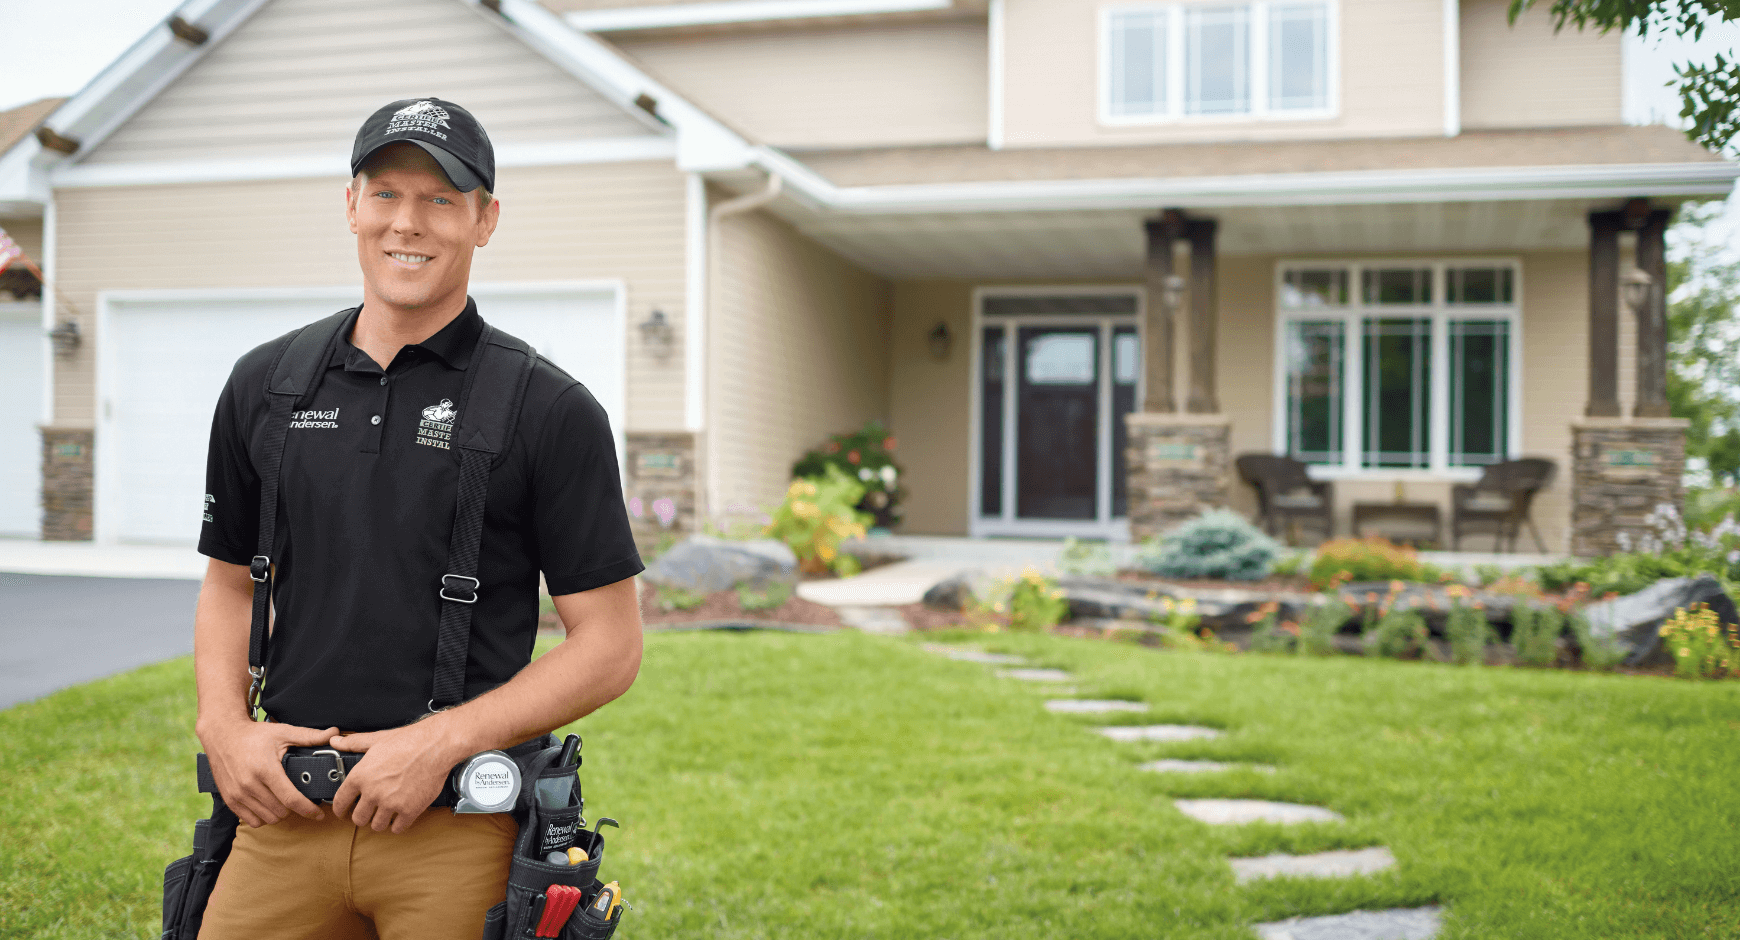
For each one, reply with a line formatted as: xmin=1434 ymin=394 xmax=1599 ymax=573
xmin=1103 ymin=1 xmax=1334 ymax=123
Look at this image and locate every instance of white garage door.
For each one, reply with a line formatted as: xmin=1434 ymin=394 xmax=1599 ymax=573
xmin=0 ymin=303 xmax=44 ymax=537
xmin=97 ymin=284 xmax=624 ymax=545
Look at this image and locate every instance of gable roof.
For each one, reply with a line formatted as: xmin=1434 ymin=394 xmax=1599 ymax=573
xmin=0 ymin=98 xmax=66 ymax=157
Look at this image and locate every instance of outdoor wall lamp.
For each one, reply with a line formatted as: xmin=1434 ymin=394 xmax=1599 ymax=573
xmin=638 ymin=309 xmax=674 ymax=359
xmin=927 ymin=321 xmax=952 ymax=360
xmin=48 ymin=319 xmax=80 ymax=355
xmin=1162 ymin=273 xmax=1187 ymax=311
xmin=1621 ymin=267 xmax=1653 ymax=314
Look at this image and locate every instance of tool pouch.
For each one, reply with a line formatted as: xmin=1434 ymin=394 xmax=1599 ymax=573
xmin=479 ymin=748 xmax=619 ymax=940
xmin=159 ymin=792 xmax=238 ymax=940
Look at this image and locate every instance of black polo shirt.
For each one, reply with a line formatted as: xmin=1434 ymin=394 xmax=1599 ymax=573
xmin=199 ymin=300 xmax=643 ymax=732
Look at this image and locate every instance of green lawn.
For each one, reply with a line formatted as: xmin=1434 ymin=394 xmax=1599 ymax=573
xmin=3 ymin=629 xmax=1738 ymax=939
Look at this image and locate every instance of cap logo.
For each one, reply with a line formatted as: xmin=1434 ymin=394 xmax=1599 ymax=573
xmin=387 ymin=100 xmax=451 ymax=141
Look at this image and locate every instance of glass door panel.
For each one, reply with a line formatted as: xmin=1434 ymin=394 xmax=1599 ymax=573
xmin=1017 ymin=327 xmax=1100 ymax=520
xmin=979 ymin=326 xmax=1007 ymax=517
xmin=1112 ymin=327 xmax=1139 ymax=518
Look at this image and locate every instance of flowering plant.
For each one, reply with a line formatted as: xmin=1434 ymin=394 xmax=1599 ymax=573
xmin=765 ymin=466 xmax=871 ymax=576
xmin=1660 ymin=603 xmax=1740 ymax=680
xmin=972 ymin=568 xmax=1070 ymax=632
xmin=1308 ymin=537 xmax=1431 ymax=590
xmin=791 ymin=420 xmax=903 ymax=529
xmin=1537 ymin=502 xmax=1740 ymax=596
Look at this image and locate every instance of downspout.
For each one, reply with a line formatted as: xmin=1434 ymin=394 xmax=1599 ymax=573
xmin=1442 ymin=0 xmax=1460 ymax=137
xmin=700 ymin=171 xmax=783 ymax=524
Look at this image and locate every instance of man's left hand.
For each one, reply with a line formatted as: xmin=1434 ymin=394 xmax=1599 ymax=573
xmin=328 ymin=723 xmax=455 ymax=833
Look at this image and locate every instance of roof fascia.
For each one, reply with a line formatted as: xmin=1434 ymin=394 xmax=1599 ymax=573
xmin=468 ymin=0 xmax=755 ymax=171
xmin=749 ymin=148 xmax=1740 ymax=213
xmin=564 ymin=0 xmax=952 ymax=32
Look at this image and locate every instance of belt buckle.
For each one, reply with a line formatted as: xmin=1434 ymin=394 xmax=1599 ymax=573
xmin=312 ymin=748 xmax=346 ymax=785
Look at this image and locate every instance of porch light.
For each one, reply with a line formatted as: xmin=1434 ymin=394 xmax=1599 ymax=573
xmin=48 ymin=320 xmax=80 ymax=355
xmin=638 ymin=309 xmax=673 ymax=359
xmin=927 ymin=321 xmax=952 ymax=360
xmin=1163 ymin=273 xmax=1187 ymax=311
xmin=1621 ymin=267 xmax=1653 ymax=314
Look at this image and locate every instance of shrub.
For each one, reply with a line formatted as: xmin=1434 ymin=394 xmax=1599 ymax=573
xmin=737 ymin=581 xmax=793 ymax=612
xmin=1445 ymin=596 xmax=1491 ymax=666
xmin=1269 ymin=552 xmax=1308 ymax=578
xmin=791 ymin=420 xmax=903 ymax=528
xmin=657 ymin=585 xmax=708 ymax=612
xmin=1297 ymin=600 xmax=1348 ymax=656
xmin=1569 ymin=612 xmax=1627 ymax=670
xmin=1308 ymin=537 xmax=1426 ymax=590
xmin=1059 ymin=537 xmax=1117 ymax=577
xmin=765 ymin=466 xmax=871 ymax=577
xmin=1139 ymin=510 xmax=1281 ymax=581
xmin=1659 ymin=604 xmax=1740 ymax=680
xmin=1246 ymin=602 xmax=1295 ymax=654
xmin=1007 ymin=568 xmax=1070 ymax=632
xmin=1534 ymin=502 xmax=1740 ymax=597
xmin=1366 ymin=608 xmax=1430 ymax=659
xmin=1509 ymin=604 xmax=1563 ymax=667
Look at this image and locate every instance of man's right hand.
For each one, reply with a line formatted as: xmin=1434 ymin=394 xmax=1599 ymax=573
xmin=197 ymin=717 xmax=340 ymax=828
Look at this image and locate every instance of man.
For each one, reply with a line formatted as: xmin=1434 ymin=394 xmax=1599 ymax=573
xmin=191 ymin=98 xmax=643 ymax=938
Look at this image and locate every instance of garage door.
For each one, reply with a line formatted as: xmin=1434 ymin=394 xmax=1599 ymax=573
xmin=97 ymin=285 xmax=624 ymax=545
xmin=0 ymin=303 xmax=44 ymax=537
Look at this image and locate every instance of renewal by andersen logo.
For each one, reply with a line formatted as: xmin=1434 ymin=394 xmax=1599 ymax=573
xmin=386 ymin=99 xmax=450 ymax=141
xmin=289 ymin=407 xmax=339 ymax=430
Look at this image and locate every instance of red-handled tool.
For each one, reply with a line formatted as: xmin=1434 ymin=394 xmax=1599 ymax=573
xmin=535 ymin=885 xmax=584 ymax=937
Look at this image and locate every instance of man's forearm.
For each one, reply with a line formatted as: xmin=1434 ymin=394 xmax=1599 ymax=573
xmin=193 ymin=558 xmax=259 ymax=735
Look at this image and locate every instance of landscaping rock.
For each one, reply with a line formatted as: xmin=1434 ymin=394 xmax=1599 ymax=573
xmin=920 ymin=569 xmax=1004 ymax=611
xmin=1335 ymin=582 xmax=1521 ymax=634
xmin=1044 ymin=699 xmax=1150 ymax=714
xmin=921 ymin=645 xmax=1028 ymax=665
xmin=1230 ymin=847 xmax=1396 ymax=884
xmin=1173 ymin=799 xmax=1343 ymax=825
xmin=836 ymin=605 xmax=909 ymax=635
xmin=1579 ymin=575 xmax=1739 ymax=666
xmin=1253 ymin=906 xmax=1442 ymax=940
xmin=641 ymin=538 xmax=793 ymax=593
xmin=1057 ymin=577 xmax=1316 ymax=629
xmin=1140 ymin=759 xmax=1274 ymax=774
xmin=1097 ymin=725 xmax=1223 ymax=742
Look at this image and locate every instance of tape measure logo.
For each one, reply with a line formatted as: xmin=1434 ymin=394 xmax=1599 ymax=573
xmin=467 ymin=762 xmax=516 ymax=803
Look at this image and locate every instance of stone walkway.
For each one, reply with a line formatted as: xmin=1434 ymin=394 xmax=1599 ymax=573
xmin=923 ymin=644 xmax=1440 ymax=939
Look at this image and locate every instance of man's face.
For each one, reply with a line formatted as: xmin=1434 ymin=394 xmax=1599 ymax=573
xmin=345 ymin=143 xmax=499 ymax=312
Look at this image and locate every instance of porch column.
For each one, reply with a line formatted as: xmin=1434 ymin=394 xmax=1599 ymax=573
xmin=1585 ymin=211 xmax=1623 ymax=418
xmin=1633 ymin=208 xmax=1673 ymax=418
xmin=1142 ymin=215 xmax=1182 ymax=413
xmin=1185 ymin=218 xmax=1219 ymax=414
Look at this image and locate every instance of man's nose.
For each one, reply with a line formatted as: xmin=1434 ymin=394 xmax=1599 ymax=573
xmin=390 ymin=202 xmax=424 ymax=236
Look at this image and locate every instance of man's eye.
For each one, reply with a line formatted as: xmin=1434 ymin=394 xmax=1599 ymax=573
xmin=374 ymin=191 xmax=395 ymax=199
xmin=433 ymin=197 xmax=452 ymax=205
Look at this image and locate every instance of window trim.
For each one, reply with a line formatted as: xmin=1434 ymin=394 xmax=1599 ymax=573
xmin=1097 ymin=0 xmax=1340 ymax=127
xmin=1269 ymin=259 xmax=1524 ymax=482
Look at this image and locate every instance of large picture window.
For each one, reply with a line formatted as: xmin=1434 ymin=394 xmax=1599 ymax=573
xmin=1103 ymin=1 xmax=1334 ymax=123
xmin=1277 ymin=263 xmax=1519 ymax=474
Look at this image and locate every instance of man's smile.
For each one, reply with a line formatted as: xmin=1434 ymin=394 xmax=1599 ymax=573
xmin=386 ymin=251 xmax=433 ymax=266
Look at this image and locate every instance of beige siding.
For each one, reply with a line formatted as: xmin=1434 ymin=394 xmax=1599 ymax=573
xmin=615 ymin=22 xmax=988 ymax=149
xmin=1000 ymin=0 xmax=1444 ymax=149
xmin=51 ymin=160 xmax=689 ymax=430
xmin=709 ymin=207 xmax=891 ymax=523
xmin=888 ymin=280 xmax=974 ymax=534
xmin=1460 ymin=0 xmax=1621 ymax=130
xmin=82 ymin=0 xmax=654 ymax=166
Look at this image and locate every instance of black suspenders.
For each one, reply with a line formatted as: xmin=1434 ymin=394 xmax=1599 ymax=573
xmin=243 ymin=309 xmax=536 ymax=720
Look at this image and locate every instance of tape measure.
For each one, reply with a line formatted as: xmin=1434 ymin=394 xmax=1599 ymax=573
xmin=451 ymin=750 xmax=521 ymax=814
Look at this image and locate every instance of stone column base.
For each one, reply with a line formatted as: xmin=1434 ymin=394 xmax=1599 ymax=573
xmin=624 ymin=431 xmax=700 ymax=549
xmin=1570 ymin=418 xmax=1688 ymax=557
xmin=41 ymin=426 xmax=94 ymax=541
xmin=1125 ymin=413 xmax=1232 ymax=543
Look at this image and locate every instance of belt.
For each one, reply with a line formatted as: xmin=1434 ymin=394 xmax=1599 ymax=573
xmin=197 ymin=734 xmax=556 ymax=810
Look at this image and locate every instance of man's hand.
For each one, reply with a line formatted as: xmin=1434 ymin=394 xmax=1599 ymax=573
xmin=197 ymin=717 xmax=340 ymax=828
xmin=328 ymin=722 xmax=457 ymax=833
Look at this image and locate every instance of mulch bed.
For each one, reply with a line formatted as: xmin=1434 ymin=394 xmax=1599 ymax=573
xmin=636 ymin=581 xmax=844 ymax=629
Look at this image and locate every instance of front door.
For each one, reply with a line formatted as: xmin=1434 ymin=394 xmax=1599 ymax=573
xmin=974 ymin=294 xmax=1140 ymax=539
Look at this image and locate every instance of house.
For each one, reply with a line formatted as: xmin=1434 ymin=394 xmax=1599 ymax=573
xmin=1 ymin=0 xmax=1733 ymax=555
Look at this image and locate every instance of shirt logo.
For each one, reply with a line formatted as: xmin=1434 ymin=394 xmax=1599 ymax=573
xmin=386 ymin=100 xmax=450 ymax=141
xmin=289 ymin=407 xmax=340 ymax=430
xmin=203 ymin=494 xmax=215 ymax=524
xmin=417 ymin=399 xmax=456 ymax=450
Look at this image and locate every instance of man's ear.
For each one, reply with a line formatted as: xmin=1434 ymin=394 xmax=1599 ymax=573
xmin=345 ymin=182 xmax=360 ymax=235
xmin=475 ymin=197 xmax=500 ymax=248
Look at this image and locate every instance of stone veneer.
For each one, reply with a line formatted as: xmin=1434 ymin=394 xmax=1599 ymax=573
xmin=1124 ymin=413 xmax=1232 ymax=542
xmin=1570 ymin=418 xmax=1688 ymax=557
xmin=40 ymin=427 xmax=94 ymax=541
xmin=623 ymin=431 xmax=699 ymax=548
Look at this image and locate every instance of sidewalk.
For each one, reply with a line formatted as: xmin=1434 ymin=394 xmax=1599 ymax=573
xmin=0 ymin=539 xmax=206 ymax=580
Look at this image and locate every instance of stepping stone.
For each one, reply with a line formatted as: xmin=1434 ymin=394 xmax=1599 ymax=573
xmin=1096 ymin=724 xmax=1222 ymax=742
xmin=998 ymin=668 xmax=1073 ymax=682
xmin=921 ymin=644 xmax=1028 ymax=665
xmin=837 ymin=605 xmax=909 ymax=635
xmin=1045 ymin=699 xmax=1150 ymax=714
xmin=1230 ymin=847 xmax=1396 ymax=883
xmin=1173 ymin=799 xmax=1344 ymax=826
xmin=1139 ymin=759 xmax=1274 ymax=774
xmin=1254 ymin=906 xmax=1442 ymax=940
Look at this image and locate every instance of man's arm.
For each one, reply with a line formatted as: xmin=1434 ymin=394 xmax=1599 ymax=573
xmin=328 ymin=576 xmax=643 ymax=833
xmin=192 ymin=558 xmax=340 ymax=828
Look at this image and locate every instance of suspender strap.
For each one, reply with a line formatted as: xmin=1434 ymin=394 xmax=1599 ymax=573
xmin=429 ymin=326 xmax=537 ymax=710
xmin=246 ymin=309 xmax=353 ymax=719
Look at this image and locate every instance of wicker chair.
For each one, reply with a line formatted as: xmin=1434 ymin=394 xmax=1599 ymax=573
xmin=1235 ymin=454 xmax=1334 ymax=545
xmin=1450 ymin=458 xmax=1556 ymax=552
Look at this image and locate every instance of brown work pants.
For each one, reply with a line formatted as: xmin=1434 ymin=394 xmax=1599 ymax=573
xmin=198 ymin=808 xmax=517 ymax=940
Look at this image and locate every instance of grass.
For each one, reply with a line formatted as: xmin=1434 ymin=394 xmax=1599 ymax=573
xmin=3 ymin=630 xmax=1739 ymax=938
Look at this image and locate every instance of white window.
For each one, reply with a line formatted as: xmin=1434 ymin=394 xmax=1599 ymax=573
xmin=1274 ymin=262 xmax=1521 ymax=477
xmin=1102 ymin=1 xmax=1334 ymax=123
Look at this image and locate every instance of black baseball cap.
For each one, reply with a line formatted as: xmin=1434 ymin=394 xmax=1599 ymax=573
xmin=351 ymin=97 xmax=495 ymax=193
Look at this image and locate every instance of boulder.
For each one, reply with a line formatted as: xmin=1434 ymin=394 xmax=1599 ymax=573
xmin=1333 ymin=582 xmax=1522 ymax=635
xmin=1578 ymin=575 xmax=1738 ymax=666
xmin=920 ymin=570 xmax=1003 ymax=611
xmin=641 ymin=538 xmax=794 ymax=594
xmin=1056 ymin=577 xmax=1316 ymax=630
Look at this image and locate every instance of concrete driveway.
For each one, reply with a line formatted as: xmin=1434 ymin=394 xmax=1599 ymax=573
xmin=0 ymin=572 xmax=201 ymax=710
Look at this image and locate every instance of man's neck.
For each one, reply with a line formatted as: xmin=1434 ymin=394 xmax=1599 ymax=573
xmin=350 ymin=290 xmax=468 ymax=370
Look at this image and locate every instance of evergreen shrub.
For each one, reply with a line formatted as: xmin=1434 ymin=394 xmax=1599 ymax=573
xmin=1139 ymin=510 xmax=1281 ymax=581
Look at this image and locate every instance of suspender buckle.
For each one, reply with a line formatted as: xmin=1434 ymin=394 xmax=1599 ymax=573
xmin=249 ymin=555 xmax=271 ymax=583
xmin=440 ymin=574 xmax=480 ymax=604
xmin=247 ymin=665 xmax=265 ymax=720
